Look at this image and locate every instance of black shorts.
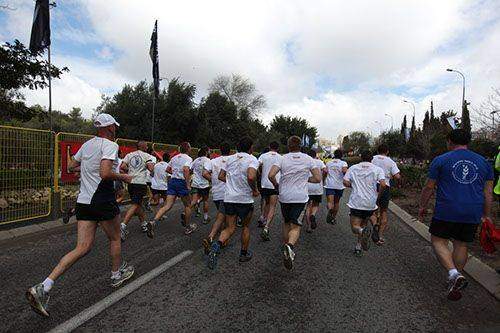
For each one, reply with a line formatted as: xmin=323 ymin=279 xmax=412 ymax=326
xmin=224 ymin=202 xmax=253 ymax=220
xmin=261 ymin=188 xmax=279 ymax=198
xmin=214 ymin=200 xmax=226 ymax=214
xmin=280 ymin=202 xmax=306 ymax=226
xmin=191 ymin=187 xmax=210 ymax=197
xmin=308 ymin=195 xmax=322 ymax=203
xmin=75 ymin=202 xmax=120 ymax=222
xmin=429 ymin=219 xmax=479 ymax=243
xmin=128 ymin=184 xmax=148 ymax=205
xmin=350 ymin=208 xmax=376 ymax=220
xmin=377 ymin=186 xmax=391 ymax=209
xmin=114 ymin=181 xmax=124 ymax=191
xmin=151 ymin=188 xmax=168 ymax=196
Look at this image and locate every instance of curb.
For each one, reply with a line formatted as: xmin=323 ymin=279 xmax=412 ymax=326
xmin=389 ymin=201 xmax=500 ymax=301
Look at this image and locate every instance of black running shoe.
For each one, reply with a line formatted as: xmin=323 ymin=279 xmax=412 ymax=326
xmin=326 ymin=211 xmax=333 ymax=224
xmin=310 ymin=215 xmax=317 ymax=230
xmin=447 ymin=275 xmax=468 ymax=301
xmin=236 ymin=217 xmax=243 ymax=227
xmin=239 ymin=251 xmax=253 ymax=262
xmin=282 ymin=244 xmax=295 ymax=270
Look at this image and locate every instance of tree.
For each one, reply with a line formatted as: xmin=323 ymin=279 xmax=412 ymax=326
xmin=469 ymin=138 xmax=497 ymax=159
xmin=400 ymin=115 xmax=407 ymax=135
xmin=268 ymin=115 xmax=317 ymax=150
xmin=461 ymin=100 xmax=471 ymax=136
xmin=472 ymin=88 xmax=500 ymax=141
xmin=377 ymin=130 xmax=405 ymax=157
xmin=208 ymin=74 xmax=266 ymax=116
xmin=342 ymin=131 xmax=371 ymax=154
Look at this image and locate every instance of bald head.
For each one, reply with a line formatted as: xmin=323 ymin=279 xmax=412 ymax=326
xmin=137 ymin=141 xmax=148 ymax=152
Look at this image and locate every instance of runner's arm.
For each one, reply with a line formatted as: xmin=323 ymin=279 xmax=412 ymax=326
xmin=166 ymin=165 xmax=172 ymax=174
xmin=268 ymin=165 xmax=280 ymax=190
xmin=247 ymin=167 xmax=258 ymax=193
xmin=120 ymin=161 xmax=128 ymax=173
xmin=218 ymin=169 xmax=227 ymax=182
xmin=100 ymin=159 xmax=132 ymax=183
xmin=202 ymin=170 xmax=212 ymax=181
xmin=483 ymin=180 xmax=493 ymax=220
xmin=308 ymin=167 xmax=321 ymax=183
xmin=418 ymin=178 xmax=436 ymax=219
xmin=68 ymin=158 xmax=80 ymax=173
xmin=376 ymin=179 xmax=387 ymax=202
xmin=183 ymin=166 xmax=191 ymax=189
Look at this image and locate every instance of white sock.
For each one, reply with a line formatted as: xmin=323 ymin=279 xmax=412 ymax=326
xmin=204 ymin=213 xmax=208 ymax=220
xmin=355 ymin=243 xmax=362 ymax=250
xmin=121 ymin=223 xmax=126 ymax=229
xmin=42 ymin=278 xmax=54 ymax=292
xmin=111 ymin=270 xmax=120 ymax=279
xmin=448 ymin=268 xmax=459 ymax=279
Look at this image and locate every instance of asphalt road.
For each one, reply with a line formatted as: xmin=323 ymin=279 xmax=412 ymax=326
xmin=1 ymin=196 xmax=499 ymax=333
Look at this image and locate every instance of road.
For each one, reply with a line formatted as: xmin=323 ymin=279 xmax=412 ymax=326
xmin=1 ymin=196 xmax=499 ymax=333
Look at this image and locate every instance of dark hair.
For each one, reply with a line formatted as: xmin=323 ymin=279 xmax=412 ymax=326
xmin=333 ymin=149 xmax=343 ymax=159
xmin=179 ymin=142 xmax=191 ymax=153
xmin=220 ymin=142 xmax=230 ymax=155
xmin=360 ymin=150 xmax=373 ymax=162
xmin=287 ymin=136 xmax=301 ymax=151
xmin=447 ymin=129 xmax=471 ymax=145
xmin=162 ymin=152 xmax=170 ymax=162
xmin=307 ymin=149 xmax=317 ymax=158
xmin=269 ymin=141 xmax=280 ymax=151
xmin=377 ymin=144 xmax=389 ymax=154
xmin=237 ymin=137 xmax=253 ymax=153
xmin=198 ymin=146 xmax=209 ymax=158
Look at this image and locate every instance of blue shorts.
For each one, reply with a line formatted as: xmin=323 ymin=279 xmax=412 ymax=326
xmin=167 ymin=178 xmax=190 ymax=197
xmin=325 ymin=188 xmax=344 ymax=197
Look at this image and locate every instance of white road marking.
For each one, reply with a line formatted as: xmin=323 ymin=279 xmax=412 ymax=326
xmin=48 ymin=250 xmax=193 ymax=333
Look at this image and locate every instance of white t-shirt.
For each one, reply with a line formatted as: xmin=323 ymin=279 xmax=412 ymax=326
xmin=146 ymin=155 xmax=157 ymax=184
xmin=222 ymin=152 xmax=259 ymax=204
xmin=169 ymin=153 xmax=193 ymax=180
xmin=275 ymin=152 xmax=317 ymax=203
xmin=73 ymin=137 xmax=119 ymax=205
xmin=324 ymin=159 xmax=349 ymax=190
xmin=308 ymin=159 xmax=326 ymax=195
xmin=151 ymin=161 xmax=169 ymax=190
xmin=371 ymin=154 xmax=400 ymax=187
xmin=122 ymin=150 xmax=154 ymax=185
xmin=205 ymin=155 xmax=230 ymax=201
xmin=258 ymin=151 xmax=282 ymax=189
xmin=191 ymin=156 xmax=211 ymax=188
xmin=344 ymin=162 xmax=385 ymax=211
xmin=115 ymin=158 xmax=122 ymax=174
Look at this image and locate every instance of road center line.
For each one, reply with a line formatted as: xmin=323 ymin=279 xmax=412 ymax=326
xmin=48 ymin=250 xmax=194 ymax=333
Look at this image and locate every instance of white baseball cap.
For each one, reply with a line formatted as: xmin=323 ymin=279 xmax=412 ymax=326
xmin=94 ymin=113 xmax=120 ymax=128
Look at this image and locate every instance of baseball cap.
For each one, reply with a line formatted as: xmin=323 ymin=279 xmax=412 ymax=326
xmin=94 ymin=113 xmax=120 ymax=128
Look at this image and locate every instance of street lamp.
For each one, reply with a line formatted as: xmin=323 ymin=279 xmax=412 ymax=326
xmin=384 ymin=113 xmax=394 ymax=131
xmin=446 ymin=68 xmax=466 ymax=110
xmin=402 ymin=99 xmax=416 ymax=118
xmin=491 ymin=110 xmax=499 ymax=129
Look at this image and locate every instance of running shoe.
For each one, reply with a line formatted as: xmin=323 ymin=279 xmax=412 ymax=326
xmin=145 ymin=202 xmax=153 ymax=212
xmin=239 ymin=251 xmax=253 ymax=262
xmin=236 ymin=217 xmax=243 ymax=227
xmin=146 ymin=221 xmax=155 ymax=239
xmin=202 ymin=216 xmax=211 ymax=225
xmin=62 ymin=208 xmax=74 ymax=225
xmin=26 ymin=283 xmax=50 ymax=317
xmin=282 ymin=244 xmax=295 ymax=270
xmin=354 ymin=247 xmax=362 ymax=257
xmin=202 ymin=237 xmax=212 ymax=255
xmin=111 ymin=261 xmax=135 ymax=288
xmin=257 ymin=217 xmax=266 ymax=228
xmin=141 ymin=222 xmax=148 ymax=233
xmin=360 ymin=226 xmax=372 ymax=251
xmin=261 ymin=228 xmax=271 ymax=241
xmin=207 ymin=241 xmax=221 ymax=270
xmin=310 ymin=215 xmax=317 ymax=230
xmin=447 ymin=274 xmax=468 ymax=301
xmin=180 ymin=212 xmax=187 ymax=227
xmin=326 ymin=211 xmax=334 ymax=224
xmin=195 ymin=204 xmax=202 ymax=217
xmin=371 ymin=224 xmax=380 ymax=243
xmin=184 ymin=223 xmax=197 ymax=235
xmin=120 ymin=223 xmax=128 ymax=242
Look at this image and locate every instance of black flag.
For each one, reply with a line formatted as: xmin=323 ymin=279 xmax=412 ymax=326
xmin=149 ymin=20 xmax=160 ymax=98
xmin=29 ymin=0 xmax=51 ymax=53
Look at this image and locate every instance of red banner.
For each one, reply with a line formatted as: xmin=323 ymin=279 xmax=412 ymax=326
xmin=60 ymin=141 xmax=83 ymax=182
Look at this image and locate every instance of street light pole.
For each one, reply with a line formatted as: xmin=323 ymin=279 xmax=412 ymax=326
xmin=384 ymin=113 xmax=394 ymax=131
xmin=446 ymin=68 xmax=466 ymax=111
xmin=403 ymin=99 xmax=416 ymax=118
xmin=491 ymin=110 xmax=499 ymax=130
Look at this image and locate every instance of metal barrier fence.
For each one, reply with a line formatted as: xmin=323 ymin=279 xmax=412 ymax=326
xmin=0 ymin=125 xmax=232 ymax=226
xmin=0 ymin=126 xmax=53 ymax=225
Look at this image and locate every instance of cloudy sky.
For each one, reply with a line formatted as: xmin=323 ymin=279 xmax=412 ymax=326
xmin=1 ymin=0 xmax=499 ymax=140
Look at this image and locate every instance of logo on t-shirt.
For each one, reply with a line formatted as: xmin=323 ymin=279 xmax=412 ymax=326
xmin=452 ymin=160 xmax=478 ymax=185
xmin=130 ymin=155 xmax=142 ymax=169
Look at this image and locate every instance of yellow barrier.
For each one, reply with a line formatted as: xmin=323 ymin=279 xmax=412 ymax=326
xmin=0 ymin=126 xmax=53 ymax=225
xmin=55 ymin=132 xmax=93 ymax=213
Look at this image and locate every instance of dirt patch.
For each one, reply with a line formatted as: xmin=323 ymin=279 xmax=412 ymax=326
xmin=392 ymin=188 xmax=500 ymax=272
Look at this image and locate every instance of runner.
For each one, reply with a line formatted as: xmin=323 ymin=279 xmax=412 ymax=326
xmin=26 ymin=114 xmax=134 ymax=317
xmin=343 ymin=150 xmax=386 ymax=257
xmin=371 ymin=144 xmax=401 ymax=245
xmin=257 ymin=141 xmax=282 ymax=241
xmin=268 ymin=136 xmax=321 ymax=270
xmin=150 ymin=152 xmax=170 ymax=207
xmin=190 ymin=146 xmax=211 ymax=224
xmin=305 ymin=149 xmax=327 ymax=233
xmin=115 ymin=149 xmax=126 ymax=204
xmin=324 ymin=149 xmax=348 ymax=225
xmin=202 ymin=142 xmax=231 ymax=254
xmin=119 ymin=141 xmax=155 ymax=241
xmin=146 ymin=142 xmax=194 ymax=237
xmin=207 ymin=137 xmax=259 ymax=270
xmin=144 ymin=147 xmax=157 ymax=212
xmin=419 ymin=129 xmax=494 ymax=301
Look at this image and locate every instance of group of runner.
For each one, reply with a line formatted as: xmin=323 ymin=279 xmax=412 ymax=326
xmin=26 ymin=113 xmax=495 ymax=317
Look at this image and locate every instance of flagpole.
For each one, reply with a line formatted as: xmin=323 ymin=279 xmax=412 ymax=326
xmin=48 ymin=44 xmax=52 ymax=131
xmin=151 ymin=94 xmax=155 ymax=142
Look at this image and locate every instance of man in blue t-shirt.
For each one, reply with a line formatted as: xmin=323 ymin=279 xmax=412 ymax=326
xmin=419 ymin=129 xmax=494 ymax=301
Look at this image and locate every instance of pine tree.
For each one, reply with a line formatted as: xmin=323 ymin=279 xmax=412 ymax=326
xmin=410 ymin=115 xmax=416 ymax=135
xmin=400 ymin=115 xmax=407 ymax=135
xmin=430 ymin=101 xmax=435 ymax=119
xmin=461 ymin=100 xmax=471 ymax=135
xmin=423 ymin=111 xmax=430 ymax=132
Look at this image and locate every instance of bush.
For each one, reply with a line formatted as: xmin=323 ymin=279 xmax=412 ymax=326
xmin=398 ymin=164 xmax=427 ymax=189
xmin=344 ymin=156 xmax=362 ymax=167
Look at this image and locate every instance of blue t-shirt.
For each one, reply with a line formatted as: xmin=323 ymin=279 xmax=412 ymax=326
xmin=428 ymin=149 xmax=494 ymax=224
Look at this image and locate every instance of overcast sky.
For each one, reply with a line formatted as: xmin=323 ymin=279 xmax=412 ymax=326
xmin=1 ymin=0 xmax=499 ymax=140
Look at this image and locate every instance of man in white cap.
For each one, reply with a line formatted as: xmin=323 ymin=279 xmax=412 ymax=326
xmin=26 ymin=114 xmax=135 ymax=317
